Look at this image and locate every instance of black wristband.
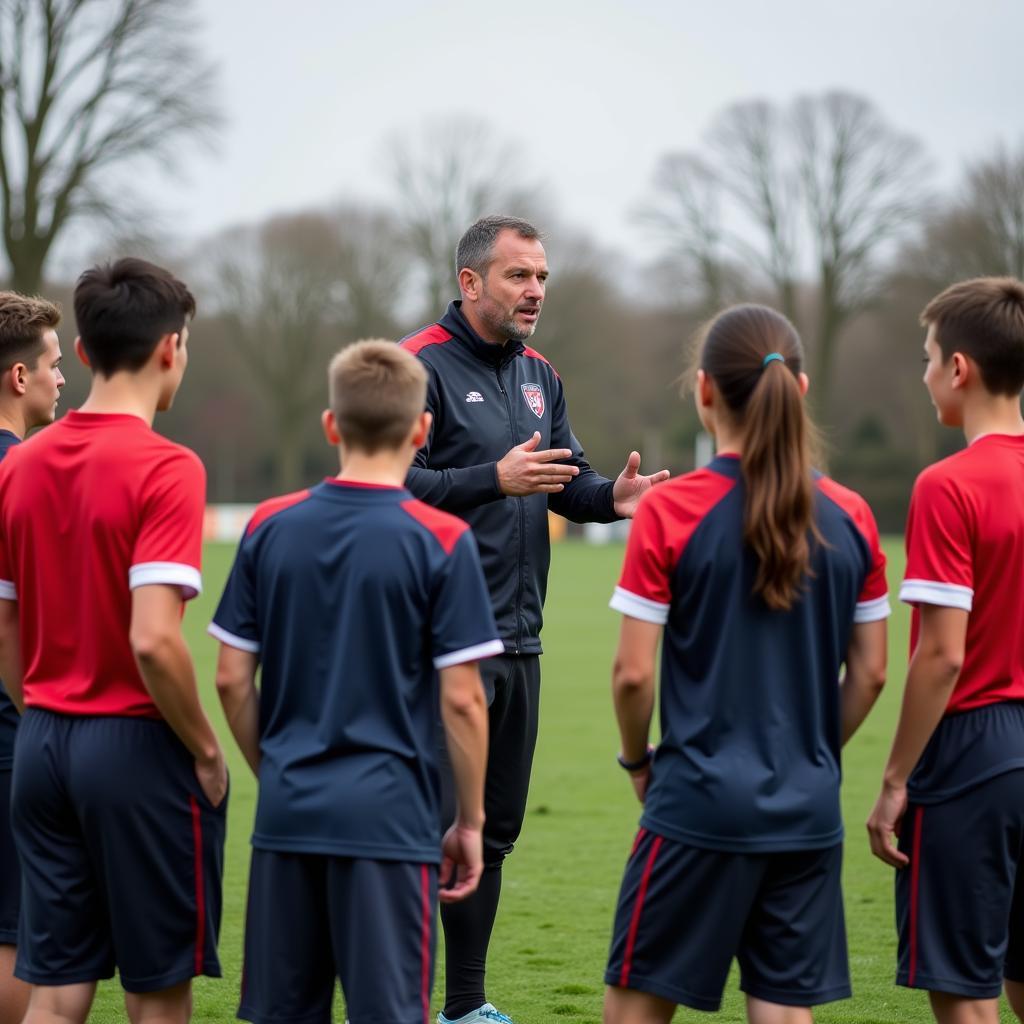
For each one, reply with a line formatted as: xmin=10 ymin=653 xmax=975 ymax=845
xmin=617 ymin=747 xmax=653 ymax=772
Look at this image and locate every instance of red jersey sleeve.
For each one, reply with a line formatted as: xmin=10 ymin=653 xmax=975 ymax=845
xmin=900 ymin=466 xmax=974 ymax=611
xmin=129 ymin=448 xmax=206 ymax=601
xmin=609 ymin=494 xmax=671 ymax=624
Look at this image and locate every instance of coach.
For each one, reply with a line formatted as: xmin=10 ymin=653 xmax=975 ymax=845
xmin=401 ymin=215 xmax=668 ymax=1024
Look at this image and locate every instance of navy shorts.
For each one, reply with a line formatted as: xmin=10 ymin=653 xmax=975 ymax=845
xmin=0 ymin=768 xmax=19 ymax=945
xmin=239 ymin=850 xmax=437 ymax=1024
xmin=10 ymin=709 xmax=226 ymax=992
xmin=605 ymin=829 xmax=850 ymax=1010
xmin=896 ymin=769 xmax=1024 ymax=998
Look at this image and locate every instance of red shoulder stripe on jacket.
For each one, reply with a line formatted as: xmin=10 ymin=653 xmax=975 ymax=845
xmin=402 ymin=325 xmax=454 ymax=355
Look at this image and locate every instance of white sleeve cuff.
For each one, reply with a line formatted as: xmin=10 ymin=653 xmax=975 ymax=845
xmin=207 ymin=622 xmax=261 ymax=653
xmin=0 ymin=579 xmax=15 ymax=601
xmin=433 ymin=639 xmax=505 ymax=669
xmin=854 ymin=594 xmax=892 ymax=623
xmin=899 ymin=579 xmax=973 ymax=611
xmin=609 ymin=586 xmax=669 ymax=625
xmin=129 ymin=561 xmax=202 ymax=600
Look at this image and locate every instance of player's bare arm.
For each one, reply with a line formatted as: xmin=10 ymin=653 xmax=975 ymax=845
xmin=214 ymin=644 xmax=261 ymax=775
xmin=439 ymin=660 xmax=488 ymax=904
xmin=130 ymin=584 xmax=227 ymax=808
xmin=496 ymin=430 xmax=578 ymax=496
xmin=867 ymin=604 xmax=966 ymax=868
xmin=612 ymin=616 xmax=660 ymax=804
xmin=840 ymin=619 xmax=887 ymax=745
xmin=0 ymin=600 xmax=20 ymax=712
xmin=611 ymin=451 xmax=671 ymax=519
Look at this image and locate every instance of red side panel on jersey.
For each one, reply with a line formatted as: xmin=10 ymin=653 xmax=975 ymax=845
xmin=815 ymin=475 xmax=889 ymax=617
xmin=399 ymin=498 xmax=469 ymax=556
xmin=612 ymin=467 xmax=737 ymax=623
xmin=246 ymin=490 xmax=313 ymax=537
xmin=522 ymin=346 xmax=560 ymax=378
xmin=401 ymin=324 xmax=453 ymax=356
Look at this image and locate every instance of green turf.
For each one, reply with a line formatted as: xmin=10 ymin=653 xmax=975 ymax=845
xmin=87 ymin=539 xmax=1015 ymax=1022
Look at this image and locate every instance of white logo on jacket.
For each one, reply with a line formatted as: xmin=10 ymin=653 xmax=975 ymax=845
xmin=465 ymin=391 xmax=485 ymax=403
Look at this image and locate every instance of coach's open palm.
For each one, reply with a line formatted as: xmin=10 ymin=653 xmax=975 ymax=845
xmin=439 ymin=823 xmax=483 ymax=903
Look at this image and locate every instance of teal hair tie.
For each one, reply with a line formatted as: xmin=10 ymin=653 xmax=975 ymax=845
xmin=762 ymin=353 xmax=785 ymax=368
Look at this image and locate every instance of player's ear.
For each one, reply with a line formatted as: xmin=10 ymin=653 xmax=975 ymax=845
xmin=798 ymin=372 xmax=810 ymax=397
xmin=950 ymin=352 xmax=970 ymax=390
xmin=8 ymin=361 xmax=28 ymax=396
xmin=410 ymin=411 xmax=431 ymax=449
xmin=696 ymin=369 xmax=714 ymax=409
xmin=157 ymin=332 xmax=179 ymax=369
xmin=74 ymin=336 xmax=91 ymax=368
xmin=322 ymin=409 xmax=341 ymax=446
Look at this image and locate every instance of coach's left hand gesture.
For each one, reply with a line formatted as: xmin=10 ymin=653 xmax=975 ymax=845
xmin=613 ymin=451 xmax=670 ymax=518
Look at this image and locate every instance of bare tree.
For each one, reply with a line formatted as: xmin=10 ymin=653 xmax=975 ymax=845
xmin=207 ymin=213 xmax=346 ymax=493
xmin=332 ymin=202 xmax=411 ymax=339
xmin=965 ymin=144 xmax=1024 ymax=280
xmin=710 ymin=100 xmax=800 ymax=322
xmin=387 ymin=116 xmax=543 ymax=317
xmin=792 ymin=91 xmax=926 ymax=398
xmin=0 ymin=0 xmax=219 ymax=292
xmin=639 ymin=152 xmax=742 ymax=314
xmin=642 ymin=91 xmax=929 ymax=415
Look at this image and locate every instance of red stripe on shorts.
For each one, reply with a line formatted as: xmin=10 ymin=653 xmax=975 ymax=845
xmin=421 ymin=864 xmax=431 ymax=1024
xmin=630 ymin=827 xmax=648 ymax=858
xmin=190 ymin=796 xmax=205 ymax=975
xmin=619 ymin=834 xmax=663 ymax=987
xmin=908 ymin=806 xmax=924 ymax=986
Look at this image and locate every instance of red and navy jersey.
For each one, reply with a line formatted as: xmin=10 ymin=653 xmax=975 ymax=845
xmin=900 ymin=434 xmax=1024 ymax=802
xmin=209 ymin=479 xmax=502 ymax=864
xmin=610 ymin=455 xmax=889 ymax=852
xmin=0 ymin=411 xmax=205 ymax=718
xmin=0 ymin=429 xmax=21 ymax=768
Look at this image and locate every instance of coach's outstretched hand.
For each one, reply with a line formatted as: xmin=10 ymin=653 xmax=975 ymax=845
xmin=439 ymin=822 xmax=484 ymax=903
xmin=497 ymin=431 xmax=579 ymax=496
xmin=613 ymin=451 xmax=670 ymax=518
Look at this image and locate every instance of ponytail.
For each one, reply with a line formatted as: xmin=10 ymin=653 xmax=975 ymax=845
xmin=741 ymin=360 xmax=817 ymax=610
xmin=697 ymin=304 xmax=820 ymax=611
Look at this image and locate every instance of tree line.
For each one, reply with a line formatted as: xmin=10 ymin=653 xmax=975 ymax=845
xmin=2 ymin=1 xmax=1022 ymax=530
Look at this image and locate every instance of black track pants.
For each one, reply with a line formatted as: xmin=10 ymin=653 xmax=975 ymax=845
xmin=438 ymin=654 xmax=541 ymax=1018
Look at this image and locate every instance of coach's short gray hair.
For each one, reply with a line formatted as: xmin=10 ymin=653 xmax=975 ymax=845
xmin=455 ymin=215 xmax=541 ymax=278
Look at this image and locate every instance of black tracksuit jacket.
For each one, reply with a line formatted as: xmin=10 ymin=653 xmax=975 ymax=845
xmin=401 ymin=301 xmax=618 ymax=655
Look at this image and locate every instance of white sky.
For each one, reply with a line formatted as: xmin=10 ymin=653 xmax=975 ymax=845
xmin=162 ymin=0 xmax=1020 ymax=251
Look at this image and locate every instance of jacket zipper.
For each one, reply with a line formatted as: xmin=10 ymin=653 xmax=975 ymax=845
xmin=495 ymin=360 xmax=524 ymax=655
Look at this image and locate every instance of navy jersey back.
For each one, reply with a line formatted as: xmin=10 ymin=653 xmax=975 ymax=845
xmin=611 ymin=456 xmax=889 ymax=852
xmin=0 ymin=429 xmax=20 ymax=768
xmin=210 ymin=479 xmax=501 ymax=863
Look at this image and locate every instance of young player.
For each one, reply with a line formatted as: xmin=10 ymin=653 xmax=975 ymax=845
xmin=211 ymin=340 xmax=496 ymax=1024
xmin=867 ymin=277 xmax=1024 ymax=1024
xmin=0 ymin=259 xmax=227 ymax=1024
xmin=0 ymin=291 xmax=65 ymax=1024
xmin=603 ymin=304 xmax=890 ymax=1024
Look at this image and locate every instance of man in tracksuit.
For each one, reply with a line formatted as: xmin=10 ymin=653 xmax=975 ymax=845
xmin=401 ymin=215 xmax=669 ymax=1024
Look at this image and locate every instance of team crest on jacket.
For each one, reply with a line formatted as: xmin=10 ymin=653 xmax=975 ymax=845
xmin=521 ymin=383 xmax=545 ymax=419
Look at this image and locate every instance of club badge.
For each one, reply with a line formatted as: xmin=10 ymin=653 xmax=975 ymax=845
xmin=521 ymin=383 xmax=545 ymax=419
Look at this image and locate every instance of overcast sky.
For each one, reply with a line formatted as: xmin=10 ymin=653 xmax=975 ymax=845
xmin=163 ymin=0 xmax=1020 ymax=251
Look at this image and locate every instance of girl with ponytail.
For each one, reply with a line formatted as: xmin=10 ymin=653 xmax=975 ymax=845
xmin=603 ymin=305 xmax=890 ymax=1024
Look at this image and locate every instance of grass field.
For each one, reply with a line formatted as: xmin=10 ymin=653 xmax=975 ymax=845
xmin=87 ymin=538 xmax=1016 ymax=1023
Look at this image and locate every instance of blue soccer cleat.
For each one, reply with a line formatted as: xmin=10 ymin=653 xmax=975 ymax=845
xmin=438 ymin=1003 xmax=514 ymax=1024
